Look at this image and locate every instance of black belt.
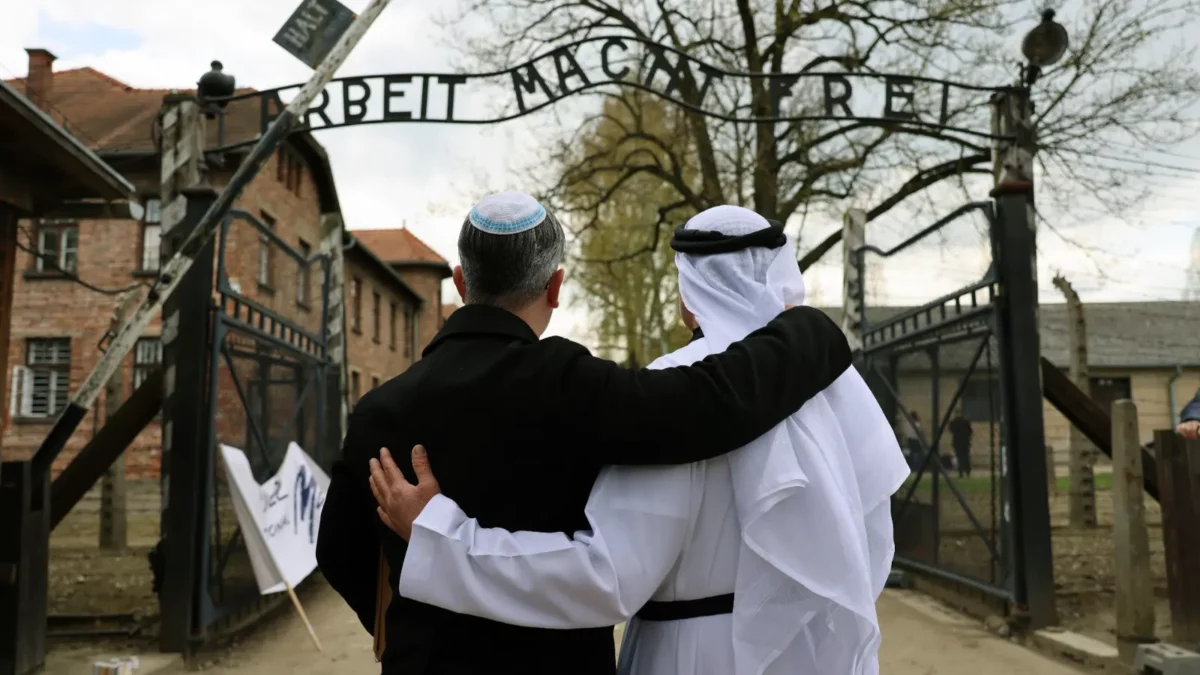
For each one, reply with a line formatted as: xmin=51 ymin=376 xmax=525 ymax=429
xmin=635 ymin=594 xmax=734 ymax=622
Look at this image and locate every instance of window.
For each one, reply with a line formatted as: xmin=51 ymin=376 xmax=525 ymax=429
xmin=350 ymin=277 xmax=362 ymax=333
xmin=140 ymin=215 xmax=162 ymax=272
xmin=144 ymin=198 xmax=163 ymax=224
xmin=350 ymin=370 xmax=361 ymax=408
xmin=276 ymin=148 xmax=303 ymax=197
xmin=372 ymin=291 xmax=382 ymax=343
xmin=133 ymin=338 xmax=163 ymax=389
xmin=276 ymin=149 xmax=286 ymax=182
xmin=258 ymin=211 xmax=275 ymax=287
xmin=403 ymin=306 xmax=416 ymax=360
xmin=371 ymin=375 xmax=381 ymax=390
xmin=961 ymin=378 xmax=1001 ymax=422
xmin=14 ymin=338 xmax=71 ymax=417
xmin=34 ymin=223 xmax=78 ymax=274
xmin=389 ymin=302 xmax=398 ymax=350
xmin=1090 ymin=377 xmax=1132 ymax=413
xmin=297 ymin=240 xmax=312 ymax=306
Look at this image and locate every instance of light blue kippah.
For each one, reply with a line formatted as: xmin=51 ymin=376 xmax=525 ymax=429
xmin=468 ymin=191 xmax=548 ymax=235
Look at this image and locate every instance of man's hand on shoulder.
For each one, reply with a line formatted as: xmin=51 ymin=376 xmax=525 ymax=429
xmin=369 ymin=445 xmax=442 ymax=540
xmin=1178 ymin=419 xmax=1200 ymax=441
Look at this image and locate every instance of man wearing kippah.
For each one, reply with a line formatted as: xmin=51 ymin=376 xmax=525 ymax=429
xmin=317 ymin=193 xmax=854 ymax=675
xmin=367 ymin=205 xmax=909 ymax=675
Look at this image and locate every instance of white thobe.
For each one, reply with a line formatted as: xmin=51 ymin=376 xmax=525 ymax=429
xmin=400 ymin=338 xmax=739 ymax=675
xmin=398 ymin=334 xmax=908 ymax=675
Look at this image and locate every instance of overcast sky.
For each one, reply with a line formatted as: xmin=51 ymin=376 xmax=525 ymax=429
xmin=3 ymin=0 xmax=1198 ymax=348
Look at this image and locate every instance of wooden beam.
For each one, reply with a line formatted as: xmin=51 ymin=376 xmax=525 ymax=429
xmin=48 ymin=369 xmax=162 ymax=530
xmin=1041 ymin=356 xmax=1159 ymax=502
xmin=1155 ymin=430 xmax=1200 ymax=645
xmin=1111 ymin=400 xmax=1155 ymax=662
xmin=0 ymin=209 xmax=16 ymax=439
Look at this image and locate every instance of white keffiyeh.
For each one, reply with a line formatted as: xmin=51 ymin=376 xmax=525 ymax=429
xmin=676 ymin=205 xmax=910 ymax=675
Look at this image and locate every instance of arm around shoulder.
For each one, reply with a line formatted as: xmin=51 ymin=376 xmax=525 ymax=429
xmin=555 ymin=306 xmax=851 ymax=465
xmin=1182 ymin=388 xmax=1200 ymax=423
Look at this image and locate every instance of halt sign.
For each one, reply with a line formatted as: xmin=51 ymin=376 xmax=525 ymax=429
xmin=273 ymin=0 xmax=357 ymax=69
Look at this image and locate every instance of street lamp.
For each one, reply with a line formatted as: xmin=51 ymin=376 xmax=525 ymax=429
xmin=197 ymin=60 xmax=236 ymax=118
xmin=1021 ymin=9 xmax=1069 ymax=85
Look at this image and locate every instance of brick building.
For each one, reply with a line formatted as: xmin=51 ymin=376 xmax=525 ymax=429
xmin=0 ymin=69 xmax=137 ymax=450
xmin=351 ymin=228 xmax=452 ymax=357
xmin=1 ymin=51 xmax=445 ymax=478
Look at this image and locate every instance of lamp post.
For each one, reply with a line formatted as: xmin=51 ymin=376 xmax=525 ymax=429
xmin=992 ymin=7 xmax=1069 ymax=631
xmin=1022 ymin=9 xmax=1070 ymax=86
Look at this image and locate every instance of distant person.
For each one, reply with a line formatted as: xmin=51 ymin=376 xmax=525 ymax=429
xmin=897 ymin=411 xmax=923 ymax=470
xmin=1178 ymin=388 xmax=1200 ymax=440
xmin=949 ymin=409 xmax=973 ymax=478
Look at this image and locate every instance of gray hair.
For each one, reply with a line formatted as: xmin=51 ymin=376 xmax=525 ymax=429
xmin=457 ymin=207 xmax=566 ymax=309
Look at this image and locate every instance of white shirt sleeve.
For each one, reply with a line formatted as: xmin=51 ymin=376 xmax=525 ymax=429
xmin=397 ymin=462 xmax=697 ymax=629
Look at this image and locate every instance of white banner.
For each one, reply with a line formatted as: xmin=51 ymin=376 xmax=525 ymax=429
xmin=219 ymin=442 xmax=331 ymax=595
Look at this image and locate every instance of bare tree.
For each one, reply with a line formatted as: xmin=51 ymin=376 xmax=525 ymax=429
xmin=565 ymin=93 xmax=697 ymax=361
xmin=442 ymin=0 xmax=1200 ymax=269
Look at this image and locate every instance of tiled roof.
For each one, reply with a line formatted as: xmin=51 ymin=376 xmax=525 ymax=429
xmin=350 ymin=228 xmax=449 ymax=266
xmin=3 ymin=67 xmax=264 ymax=152
xmin=0 ymin=78 xmax=135 ymax=201
xmin=4 ymin=65 xmax=340 ymax=212
xmin=820 ymin=301 xmax=1200 ymax=369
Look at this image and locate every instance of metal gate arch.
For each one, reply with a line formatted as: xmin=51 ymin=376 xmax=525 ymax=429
xmin=854 ymin=195 xmax=1056 ymax=625
xmin=196 ymin=209 xmax=339 ymax=633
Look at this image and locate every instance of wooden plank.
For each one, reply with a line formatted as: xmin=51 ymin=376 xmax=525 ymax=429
xmin=99 ymin=292 xmax=139 ymax=550
xmin=0 ymin=208 xmax=17 ymax=441
xmin=48 ymin=370 xmax=163 ymax=530
xmin=1041 ymin=356 xmax=1159 ymax=502
xmin=1111 ymin=400 xmax=1154 ymax=662
xmin=1155 ymin=430 xmax=1200 ymax=645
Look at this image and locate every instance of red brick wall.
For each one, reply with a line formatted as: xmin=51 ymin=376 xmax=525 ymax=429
xmin=392 ymin=266 xmax=444 ymax=357
xmin=2 ymin=214 xmax=163 ymax=476
xmin=344 ymin=252 xmax=417 ymax=407
xmin=1 ymin=144 xmax=434 ymax=479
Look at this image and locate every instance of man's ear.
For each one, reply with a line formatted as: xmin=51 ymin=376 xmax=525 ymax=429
xmin=452 ymin=266 xmax=467 ymax=302
xmin=546 ymin=268 xmax=565 ymax=309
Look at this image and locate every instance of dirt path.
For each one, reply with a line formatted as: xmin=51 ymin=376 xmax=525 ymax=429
xmin=158 ymin=584 xmax=1090 ymax=675
xmin=877 ymin=591 xmax=1090 ymax=675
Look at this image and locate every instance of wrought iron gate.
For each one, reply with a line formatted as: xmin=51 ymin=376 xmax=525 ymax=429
xmin=854 ymin=195 xmax=1056 ymax=626
xmin=158 ymin=205 xmax=340 ymax=642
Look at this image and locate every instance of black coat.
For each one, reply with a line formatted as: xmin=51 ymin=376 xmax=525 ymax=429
xmin=316 ymin=304 xmax=851 ymax=674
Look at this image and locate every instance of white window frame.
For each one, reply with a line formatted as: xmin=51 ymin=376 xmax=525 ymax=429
xmin=141 ymin=223 xmax=162 ymax=271
xmin=144 ymin=198 xmax=162 ymax=224
xmin=36 ymin=225 xmax=78 ymax=274
xmin=16 ymin=338 xmax=72 ymax=418
xmin=133 ymin=338 xmax=163 ymax=389
xmin=257 ymin=236 xmax=271 ymax=286
xmin=257 ymin=212 xmax=276 ymax=287
xmin=297 ymin=240 xmax=312 ymax=305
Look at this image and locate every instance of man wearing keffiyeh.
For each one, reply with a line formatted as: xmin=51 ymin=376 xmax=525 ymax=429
xmin=372 ymin=204 xmax=911 ymax=675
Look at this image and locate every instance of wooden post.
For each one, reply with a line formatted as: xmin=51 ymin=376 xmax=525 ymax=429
xmin=841 ymin=208 xmax=866 ymax=352
xmin=1046 ymin=443 xmax=1058 ymax=496
xmin=1111 ymin=400 xmax=1154 ymax=661
xmin=0 ymin=210 xmax=16 ymax=448
xmin=1155 ymin=430 xmax=1200 ymax=645
xmin=319 ymin=213 xmax=348 ymax=443
xmin=1052 ymin=274 xmax=1096 ymax=527
xmin=99 ymin=291 xmax=140 ymax=550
